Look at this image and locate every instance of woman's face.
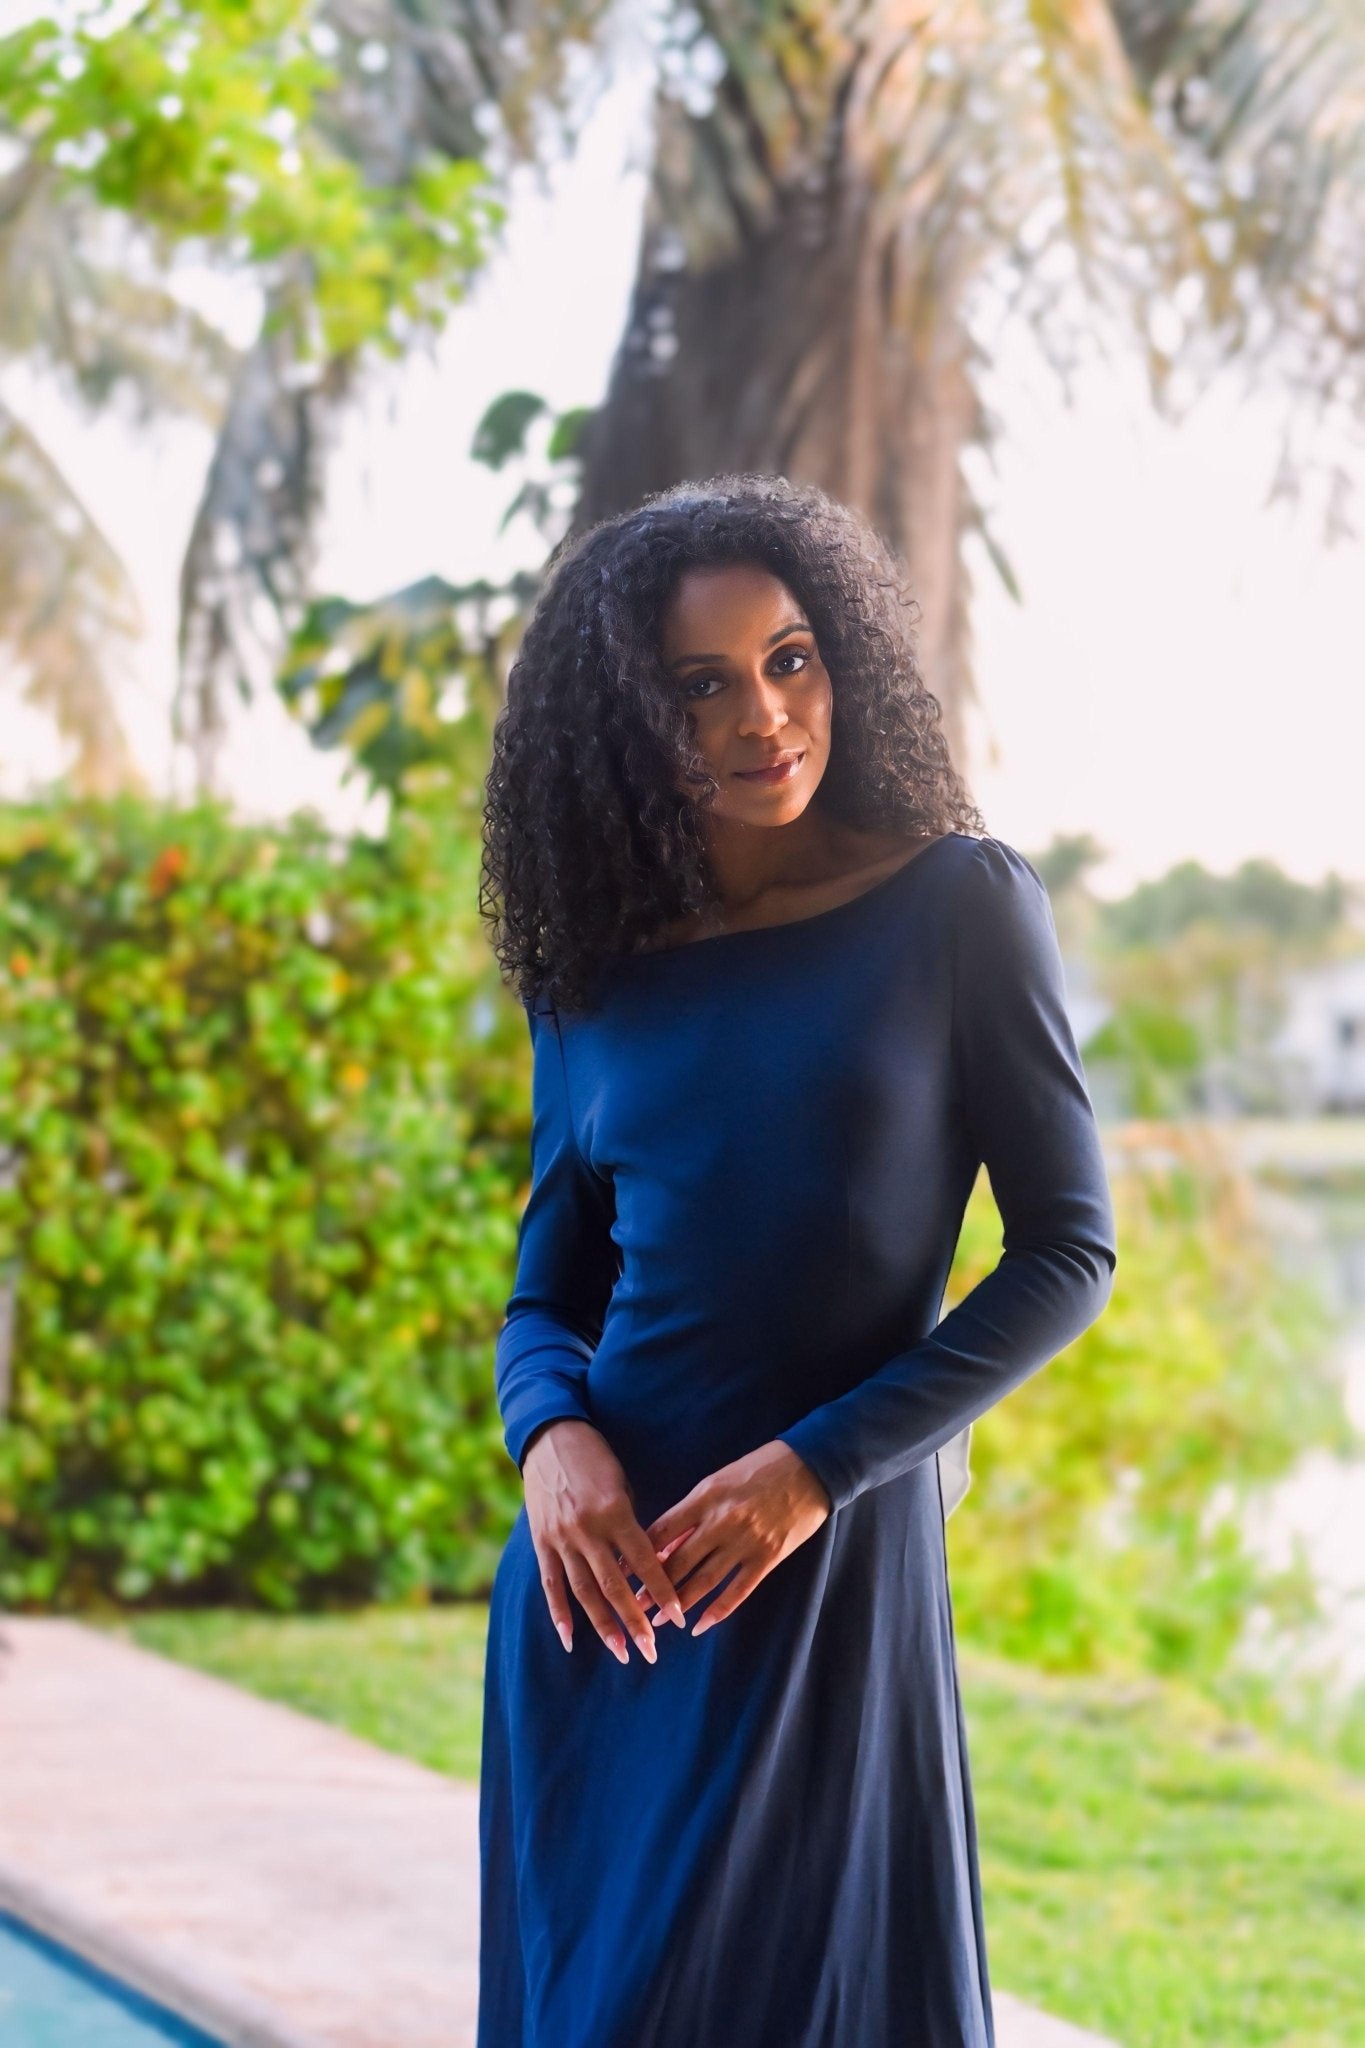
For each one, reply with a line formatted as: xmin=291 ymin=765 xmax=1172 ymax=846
xmin=658 ymin=562 xmax=833 ymax=826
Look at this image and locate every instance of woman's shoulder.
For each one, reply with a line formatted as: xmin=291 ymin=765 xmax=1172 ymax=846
xmin=839 ymin=829 xmax=1042 ymax=922
xmin=949 ymin=833 xmax=1051 ymax=907
xmin=850 ymin=827 xmax=1042 ymax=895
xmin=946 ymin=834 xmax=1060 ymax=984
xmin=864 ymin=832 xmax=1051 ymax=953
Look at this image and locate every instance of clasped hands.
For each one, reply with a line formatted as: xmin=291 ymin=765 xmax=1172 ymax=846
xmin=520 ymin=1418 xmax=832 ymax=1664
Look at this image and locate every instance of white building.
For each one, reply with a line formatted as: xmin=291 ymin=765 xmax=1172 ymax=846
xmin=1267 ymin=956 xmax=1365 ymax=1113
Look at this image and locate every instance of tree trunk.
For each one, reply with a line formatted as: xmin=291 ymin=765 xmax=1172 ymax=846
xmin=572 ymin=69 xmax=986 ymax=773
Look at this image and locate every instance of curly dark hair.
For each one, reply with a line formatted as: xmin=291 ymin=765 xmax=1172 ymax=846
xmin=480 ymin=472 xmax=985 ymax=1016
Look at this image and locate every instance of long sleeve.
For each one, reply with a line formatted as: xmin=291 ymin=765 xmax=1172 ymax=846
xmin=776 ymin=836 xmax=1117 ymax=1514
xmin=495 ymin=1000 xmax=620 ymax=1473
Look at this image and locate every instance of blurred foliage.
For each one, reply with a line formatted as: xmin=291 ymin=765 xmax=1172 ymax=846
xmin=0 ymin=0 xmax=508 ymax=795
xmin=0 ymin=0 xmax=615 ymax=776
xmin=277 ymin=573 xmax=530 ymax=805
xmin=0 ymin=0 xmax=503 ymax=360
xmin=0 ymin=791 xmax=538 ymax=1609
xmin=1098 ymin=857 xmax=1354 ymax=951
xmin=1021 ymin=837 xmax=1365 ymax=1119
xmin=1026 ymin=832 xmax=1109 ymax=903
xmin=276 ymin=385 xmax=589 ymax=800
xmin=1082 ymin=916 xmax=1296 ymax=1120
xmin=469 ymin=387 xmax=594 ymax=537
xmin=948 ymin=1122 xmax=1359 ymax=1693
xmin=1 ymin=793 xmax=1357 ymax=1691
xmin=1084 ymin=995 xmax=1208 ymax=1120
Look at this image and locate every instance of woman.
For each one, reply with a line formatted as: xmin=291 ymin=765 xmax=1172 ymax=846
xmin=477 ymin=473 xmax=1117 ymax=2048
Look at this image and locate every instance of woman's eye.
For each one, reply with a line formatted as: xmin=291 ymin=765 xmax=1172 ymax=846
xmin=685 ymin=648 xmax=809 ymax=700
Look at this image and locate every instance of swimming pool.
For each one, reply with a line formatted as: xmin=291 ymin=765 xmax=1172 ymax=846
xmin=0 ymin=1911 xmax=226 ymax=2046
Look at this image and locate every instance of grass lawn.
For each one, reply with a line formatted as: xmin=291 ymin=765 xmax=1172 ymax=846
xmin=103 ymin=1607 xmax=1365 ymax=2048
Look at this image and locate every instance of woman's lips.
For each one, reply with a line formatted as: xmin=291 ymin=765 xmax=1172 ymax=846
xmin=733 ymin=753 xmax=803 ymax=784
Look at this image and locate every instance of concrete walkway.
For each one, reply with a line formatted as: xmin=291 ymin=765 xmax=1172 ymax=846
xmin=0 ymin=1617 xmax=1118 ymax=2048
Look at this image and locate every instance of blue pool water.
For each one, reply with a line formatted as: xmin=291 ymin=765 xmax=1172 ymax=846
xmin=0 ymin=1912 xmax=226 ymax=2046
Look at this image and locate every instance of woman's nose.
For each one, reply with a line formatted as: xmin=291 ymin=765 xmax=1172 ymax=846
xmin=734 ymin=673 xmax=789 ymax=735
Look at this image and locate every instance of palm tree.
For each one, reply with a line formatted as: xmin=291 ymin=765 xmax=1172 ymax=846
xmin=271 ymin=0 xmax=1365 ymax=797
xmin=0 ymin=155 xmax=233 ymax=794
xmin=8 ymin=2 xmax=1359 ymax=790
xmin=568 ymin=0 xmax=1365 ymax=768
xmin=168 ymin=0 xmax=616 ymax=790
xmin=0 ymin=0 xmax=613 ymax=793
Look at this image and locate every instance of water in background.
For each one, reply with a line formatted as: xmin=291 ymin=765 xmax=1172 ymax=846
xmin=1240 ymin=1171 xmax=1365 ymax=1701
xmin=0 ymin=1913 xmax=224 ymax=2048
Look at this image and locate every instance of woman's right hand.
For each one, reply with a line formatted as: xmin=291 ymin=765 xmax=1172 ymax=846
xmin=521 ymin=1419 xmax=690 ymax=1665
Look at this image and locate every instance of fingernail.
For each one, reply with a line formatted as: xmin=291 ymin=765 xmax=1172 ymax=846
xmin=556 ymin=1622 xmax=572 ymax=1652
xmin=670 ymin=1601 xmax=686 ymax=1629
xmin=612 ymin=1635 xmax=628 ymax=1664
xmin=640 ymin=1636 xmax=657 ymax=1665
xmin=692 ymin=1615 xmax=711 ymax=1638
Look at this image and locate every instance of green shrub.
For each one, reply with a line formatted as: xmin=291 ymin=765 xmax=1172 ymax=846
xmin=948 ymin=1123 xmax=1357 ymax=1696
xmin=0 ymin=795 xmax=531 ymax=1608
xmin=2 ymin=794 xmax=1354 ymax=1715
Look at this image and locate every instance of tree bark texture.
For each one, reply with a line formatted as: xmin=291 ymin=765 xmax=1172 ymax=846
xmin=572 ymin=14 xmax=997 ymax=771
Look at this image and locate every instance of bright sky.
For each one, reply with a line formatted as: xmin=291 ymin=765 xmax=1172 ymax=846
xmin=2 ymin=26 xmax=1362 ymax=899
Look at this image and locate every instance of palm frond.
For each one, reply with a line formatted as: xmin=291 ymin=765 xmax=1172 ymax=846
xmin=169 ymin=0 xmax=624 ymax=784
xmin=1111 ymin=0 xmax=1365 ymax=524
xmin=0 ymin=158 xmax=237 ymax=419
xmin=0 ymin=397 xmax=144 ymax=796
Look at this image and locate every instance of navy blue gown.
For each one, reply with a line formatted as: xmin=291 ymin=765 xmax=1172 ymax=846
xmin=477 ymin=831 xmax=1117 ymax=2048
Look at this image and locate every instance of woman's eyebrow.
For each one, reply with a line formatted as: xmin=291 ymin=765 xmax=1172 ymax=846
xmin=667 ymin=621 xmax=811 ymax=670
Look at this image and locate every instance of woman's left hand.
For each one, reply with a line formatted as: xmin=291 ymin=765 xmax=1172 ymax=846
xmin=635 ymin=1440 xmax=832 ymax=1638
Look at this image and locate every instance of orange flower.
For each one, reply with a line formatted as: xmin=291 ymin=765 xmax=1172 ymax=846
xmin=149 ymin=845 xmax=189 ymax=896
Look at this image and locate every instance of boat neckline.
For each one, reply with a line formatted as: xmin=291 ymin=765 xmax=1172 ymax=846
xmin=610 ymin=830 xmax=973 ymax=967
